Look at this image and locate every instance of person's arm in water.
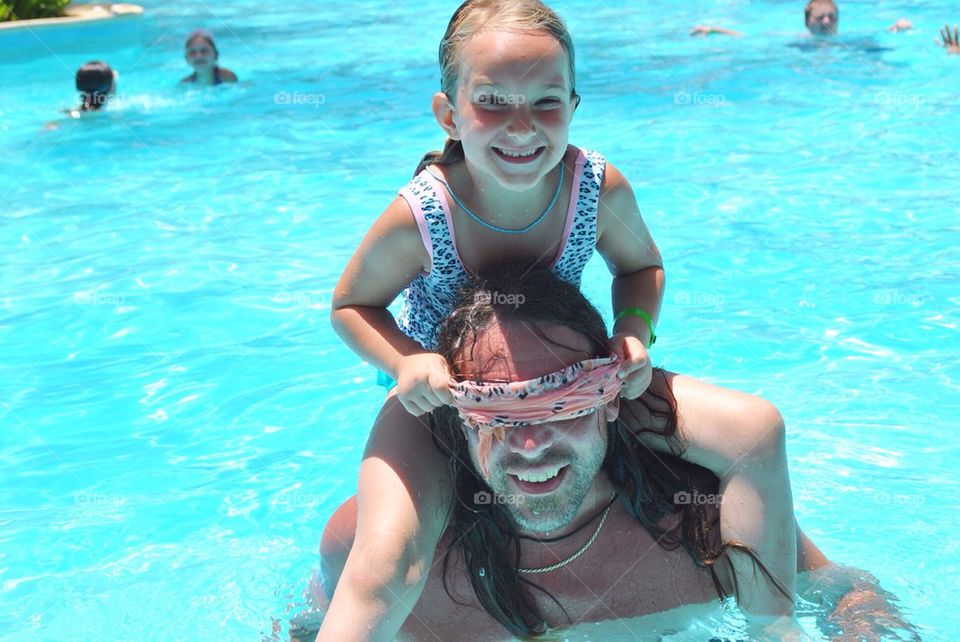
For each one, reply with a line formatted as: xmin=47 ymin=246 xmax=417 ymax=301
xmin=321 ymin=196 xmax=454 ymax=642
xmin=690 ymin=25 xmax=744 ymax=37
xmin=795 ymin=529 xmax=920 ymax=639
xmin=888 ymin=19 xmax=913 ymax=32
xmin=815 ymin=565 xmax=921 ymax=639
xmin=641 ymin=374 xmax=799 ymax=626
xmin=595 ymin=163 xmax=796 ymax=619
xmin=938 ymin=24 xmax=960 ymax=54
xmin=594 ymin=162 xmax=664 ymax=400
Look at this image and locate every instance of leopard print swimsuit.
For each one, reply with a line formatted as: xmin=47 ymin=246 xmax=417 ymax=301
xmin=395 ymin=147 xmax=606 ymax=350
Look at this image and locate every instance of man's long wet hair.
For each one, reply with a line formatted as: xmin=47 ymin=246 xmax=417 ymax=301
xmin=429 ymin=263 xmax=790 ymax=638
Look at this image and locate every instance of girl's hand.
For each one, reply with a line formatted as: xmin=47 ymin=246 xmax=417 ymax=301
xmin=395 ymin=353 xmax=455 ymax=416
xmin=607 ymin=333 xmax=652 ymax=400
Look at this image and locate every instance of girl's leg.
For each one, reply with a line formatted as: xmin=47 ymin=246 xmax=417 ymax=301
xmin=316 ymin=393 xmax=452 ymax=641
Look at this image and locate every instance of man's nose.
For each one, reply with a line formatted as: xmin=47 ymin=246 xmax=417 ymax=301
xmin=506 ymin=423 xmax=557 ymax=459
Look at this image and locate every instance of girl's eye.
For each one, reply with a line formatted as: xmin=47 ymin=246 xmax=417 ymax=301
xmin=535 ymin=98 xmax=563 ymax=109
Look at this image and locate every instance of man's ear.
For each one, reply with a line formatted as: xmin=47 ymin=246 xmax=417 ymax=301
xmin=432 ymin=92 xmax=460 ymax=140
xmin=604 ymin=396 xmax=620 ymax=423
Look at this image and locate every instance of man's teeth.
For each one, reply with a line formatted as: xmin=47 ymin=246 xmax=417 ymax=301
xmin=516 ymin=466 xmax=562 ymax=483
xmin=498 ymin=147 xmax=539 ymax=158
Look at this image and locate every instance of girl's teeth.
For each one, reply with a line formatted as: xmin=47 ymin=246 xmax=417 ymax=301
xmin=498 ymin=148 xmax=538 ymax=158
xmin=516 ymin=467 xmax=561 ymax=483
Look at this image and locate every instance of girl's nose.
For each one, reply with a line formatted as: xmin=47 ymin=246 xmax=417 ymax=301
xmin=505 ymin=106 xmax=535 ymax=138
xmin=505 ymin=423 xmax=557 ymax=459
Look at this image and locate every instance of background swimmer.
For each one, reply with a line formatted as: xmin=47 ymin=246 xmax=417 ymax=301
xmin=71 ymin=61 xmax=116 ymax=116
xmin=45 ymin=60 xmax=118 ymax=128
xmin=181 ymin=29 xmax=237 ymax=86
xmin=691 ymin=0 xmax=911 ymax=38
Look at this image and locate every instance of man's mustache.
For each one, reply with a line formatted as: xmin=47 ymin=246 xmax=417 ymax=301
xmin=498 ymin=452 xmax=574 ymax=475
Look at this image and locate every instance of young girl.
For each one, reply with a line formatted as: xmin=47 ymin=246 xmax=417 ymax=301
xmin=181 ymin=30 xmax=237 ymax=86
xmin=321 ymin=1 xmax=795 ymax=638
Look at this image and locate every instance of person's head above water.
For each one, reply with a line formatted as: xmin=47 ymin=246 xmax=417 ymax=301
xmin=185 ymin=29 xmax=219 ymax=71
xmin=418 ymin=0 xmax=581 ymax=187
xmin=440 ymin=264 xmax=618 ymax=534
xmin=75 ymin=61 xmax=116 ymax=112
xmin=426 ymin=263 xmax=772 ymax=636
xmin=182 ymin=29 xmax=237 ymax=85
xmin=805 ymin=0 xmax=839 ymax=35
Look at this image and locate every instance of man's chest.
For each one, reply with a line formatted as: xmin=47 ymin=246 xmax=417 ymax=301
xmin=402 ymin=514 xmax=718 ymax=639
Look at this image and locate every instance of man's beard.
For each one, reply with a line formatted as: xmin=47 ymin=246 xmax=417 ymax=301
xmin=487 ymin=444 xmax=607 ymax=533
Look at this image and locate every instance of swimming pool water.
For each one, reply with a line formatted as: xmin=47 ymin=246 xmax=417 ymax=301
xmin=1 ymin=0 xmax=958 ymax=639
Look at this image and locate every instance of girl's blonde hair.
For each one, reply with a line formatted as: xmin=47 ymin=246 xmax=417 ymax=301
xmin=415 ymin=0 xmax=577 ymax=176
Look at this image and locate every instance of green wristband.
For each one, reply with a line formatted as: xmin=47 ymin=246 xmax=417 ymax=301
xmin=613 ymin=307 xmax=657 ymax=347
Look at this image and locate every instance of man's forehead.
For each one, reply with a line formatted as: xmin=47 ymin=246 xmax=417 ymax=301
xmin=809 ymin=1 xmax=836 ymax=14
xmin=457 ymin=320 xmax=595 ymax=381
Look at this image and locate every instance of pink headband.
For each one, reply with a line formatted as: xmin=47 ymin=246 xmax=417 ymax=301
xmin=451 ymin=356 xmax=621 ymax=477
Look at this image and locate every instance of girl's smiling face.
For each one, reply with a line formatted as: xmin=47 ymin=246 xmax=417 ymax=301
xmin=440 ymin=29 xmax=577 ymax=192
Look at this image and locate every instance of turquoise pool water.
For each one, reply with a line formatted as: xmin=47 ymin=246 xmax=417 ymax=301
xmin=1 ymin=0 xmax=957 ymax=639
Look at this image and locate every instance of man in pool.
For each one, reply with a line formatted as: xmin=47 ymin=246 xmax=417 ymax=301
xmin=305 ymin=266 xmax=917 ymax=641
xmin=691 ymin=0 xmax=912 ymax=38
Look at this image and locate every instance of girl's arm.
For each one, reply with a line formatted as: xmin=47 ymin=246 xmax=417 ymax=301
xmin=595 ymin=162 xmax=665 ymax=348
xmin=331 ymin=195 xmax=431 ymax=376
xmin=332 ymin=196 xmax=454 ymax=414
